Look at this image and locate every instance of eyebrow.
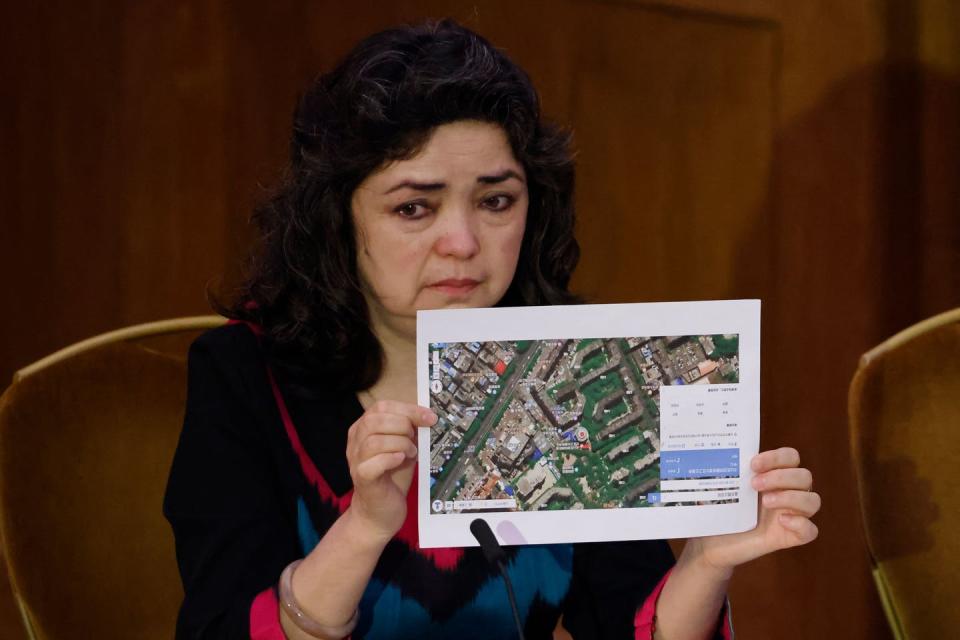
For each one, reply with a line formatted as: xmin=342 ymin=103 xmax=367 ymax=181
xmin=382 ymin=169 xmax=525 ymax=195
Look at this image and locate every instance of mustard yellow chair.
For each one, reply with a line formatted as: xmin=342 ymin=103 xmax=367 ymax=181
xmin=849 ymin=307 xmax=960 ymax=639
xmin=0 ymin=317 xmax=225 ymax=640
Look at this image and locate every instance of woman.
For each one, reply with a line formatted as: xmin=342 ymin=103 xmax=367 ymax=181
xmin=164 ymin=19 xmax=820 ymax=640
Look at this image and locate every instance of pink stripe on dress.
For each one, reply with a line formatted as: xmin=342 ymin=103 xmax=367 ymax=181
xmin=249 ymin=588 xmax=286 ymax=640
xmin=266 ymin=366 xmax=354 ymax=513
xmin=632 ymin=568 xmax=734 ymax=639
xmin=264 ymin=357 xmax=465 ymax=571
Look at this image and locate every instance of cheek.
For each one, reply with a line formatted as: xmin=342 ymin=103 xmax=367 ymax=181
xmin=501 ymin=217 xmax=527 ymax=267
xmin=363 ymin=233 xmax=432 ymax=295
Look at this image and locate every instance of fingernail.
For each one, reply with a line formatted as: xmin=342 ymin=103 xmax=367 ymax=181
xmin=752 ymin=476 xmax=764 ymax=490
xmin=750 ymin=457 xmax=762 ymax=471
xmin=763 ymin=493 xmax=776 ymax=506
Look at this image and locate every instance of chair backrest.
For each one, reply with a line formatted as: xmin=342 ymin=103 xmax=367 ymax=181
xmin=0 ymin=317 xmax=225 ymax=640
xmin=849 ymin=307 xmax=960 ymax=639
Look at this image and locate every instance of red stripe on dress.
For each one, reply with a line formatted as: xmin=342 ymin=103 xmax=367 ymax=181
xmin=266 ymin=366 xmax=353 ymax=513
xmin=632 ymin=568 xmax=734 ymax=639
xmin=243 ymin=322 xmax=464 ymax=570
xmin=634 ymin=567 xmax=672 ymax=639
xmin=228 ymin=318 xmax=262 ymax=335
xmin=395 ymin=473 xmax=464 ymax=571
xmin=265 ymin=364 xmax=465 ymax=571
xmin=722 ymin=601 xmax=734 ymax=640
xmin=249 ymin=587 xmax=286 ymax=640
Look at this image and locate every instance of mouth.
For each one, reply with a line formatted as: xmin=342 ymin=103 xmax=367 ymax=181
xmin=427 ymin=278 xmax=482 ymax=296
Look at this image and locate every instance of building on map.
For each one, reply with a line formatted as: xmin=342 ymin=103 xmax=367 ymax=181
xmin=495 ymin=433 xmax=531 ymax=470
xmin=720 ymin=361 xmax=737 ymax=378
xmin=699 ymin=335 xmax=716 ymax=355
xmin=573 ymin=341 xmax=603 ymax=370
xmin=532 ymin=387 xmax=577 ymax=430
xmin=430 ymin=448 xmax=446 ymax=471
xmin=516 ymin=465 xmax=548 ymax=501
xmin=625 ymin=477 xmax=660 ymax=504
xmin=528 ymin=486 xmax=573 ymax=510
xmin=476 ymin=473 xmax=501 ymax=499
xmin=611 ymin=468 xmax=630 ymax=483
xmin=597 ymin=402 xmax=644 ymax=439
xmin=633 ymin=450 xmax=659 ymax=472
xmin=578 ymin=346 xmax=622 ymax=387
xmin=554 ymin=381 xmax=578 ymax=404
xmin=454 ymin=352 xmax=474 ymax=372
xmin=605 ymin=434 xmax=641 ymax=461
xmin=592 ymin=388 xmax=626 ymax=421
xmin=682 ymin=359 xmax=719 ymax=384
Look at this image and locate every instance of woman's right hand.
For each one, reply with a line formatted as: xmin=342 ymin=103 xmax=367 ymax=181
xmin=345 ymin=400 xmax=437 ymax=542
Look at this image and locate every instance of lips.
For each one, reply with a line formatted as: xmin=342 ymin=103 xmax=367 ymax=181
xmin=428 ymin=278 xmax=481 ymax=296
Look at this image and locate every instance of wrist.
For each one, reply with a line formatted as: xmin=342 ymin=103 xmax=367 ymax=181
xmin=282 ymin=560 xmax=359 ymax=639
xmin=679 ymin=539 xmax=735 ymax=584
xmin=341 ymin=504 xmax=399 ymax=549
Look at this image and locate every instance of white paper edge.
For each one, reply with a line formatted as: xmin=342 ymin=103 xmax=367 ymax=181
xmin=416 ymin=299 xmax=760 ymax=548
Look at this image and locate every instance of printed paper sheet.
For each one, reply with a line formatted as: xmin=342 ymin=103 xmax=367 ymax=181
xmin=416 ymin=300 xmax=760 ymax=548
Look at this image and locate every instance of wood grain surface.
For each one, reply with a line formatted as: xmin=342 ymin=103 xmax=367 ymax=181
xmin=2 ymin=1 xmax=958 ymax=638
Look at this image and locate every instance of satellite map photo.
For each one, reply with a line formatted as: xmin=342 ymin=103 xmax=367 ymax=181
xmin=428 ymin=334 xmax=740 ymax=514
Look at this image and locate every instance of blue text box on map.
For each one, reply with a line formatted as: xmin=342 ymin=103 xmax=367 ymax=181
xmin=660 ymin=449 xmax=739 ymax=479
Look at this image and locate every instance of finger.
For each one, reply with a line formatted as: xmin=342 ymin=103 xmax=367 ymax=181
xmin=358 ymin=412 xmax=417 ymax=440
xmin=778 ymin=514 xmax=819 ymax=545
xmin=354 ymin=451 xmax=408 ymax=483
xmin=348 ymin=411 xmax=419 ymax=463
xmin=752 ymin=467 xmax=812 ymax=491
xmin=358 ymin=434 xmax=418 ymax=461
xmin=762 ymin=490 xmax=822 ymax=517
xmin=751 ymin=447 xmax=800 ymax=472
xmin=368 ymin=399 xmax=437 ymax=426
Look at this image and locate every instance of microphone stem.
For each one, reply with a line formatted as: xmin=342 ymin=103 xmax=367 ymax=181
xmin=497 ymin=559 xmax=526 ymax=640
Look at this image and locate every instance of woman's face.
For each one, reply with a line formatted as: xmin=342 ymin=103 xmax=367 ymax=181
xmin=351 ymin=120 xmax=528 ymax=339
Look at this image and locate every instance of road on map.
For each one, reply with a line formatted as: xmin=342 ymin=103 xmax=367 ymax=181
xmin=433 ymin=343 xmax=541 ymax=501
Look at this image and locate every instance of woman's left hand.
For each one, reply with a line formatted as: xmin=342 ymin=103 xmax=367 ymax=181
xmin=685 ymin=446 xmax=821 ymax=574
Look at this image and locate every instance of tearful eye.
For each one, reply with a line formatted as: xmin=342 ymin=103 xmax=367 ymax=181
xmin=395 ymin=201 xmax=429 ymax=219
xmin=483 ymin=194 xmax=516 ymax=212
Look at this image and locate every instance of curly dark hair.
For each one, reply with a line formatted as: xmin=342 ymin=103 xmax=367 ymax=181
xmin=219 ymin=18 xmax=580 ymax=392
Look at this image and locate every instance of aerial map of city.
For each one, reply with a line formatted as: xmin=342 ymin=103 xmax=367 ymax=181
xmin=428 ymin=334 xmax=740 ymax=514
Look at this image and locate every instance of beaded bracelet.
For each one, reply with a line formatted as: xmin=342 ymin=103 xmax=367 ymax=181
xmin=279 ymin=559 xmax=359 ymax=639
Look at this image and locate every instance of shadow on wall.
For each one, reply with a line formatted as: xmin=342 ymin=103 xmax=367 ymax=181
xmin=726 ymin=61 xmax=958 ymax=640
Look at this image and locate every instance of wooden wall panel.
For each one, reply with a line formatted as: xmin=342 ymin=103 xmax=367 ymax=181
xmin=558 ymin=10 xmax=777 ymax=303
xmin=0 ymin=2 xmax=231 ymax=379
xmin=3 ymin=1 xmax=958 ymax=639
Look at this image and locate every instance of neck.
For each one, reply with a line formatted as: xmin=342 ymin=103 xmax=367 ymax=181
xmin=366 ymin=316 xmax=417 ymax=405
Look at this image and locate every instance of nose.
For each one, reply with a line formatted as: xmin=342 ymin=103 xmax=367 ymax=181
xmin=434 ymin=208 xmax=480 ymax=259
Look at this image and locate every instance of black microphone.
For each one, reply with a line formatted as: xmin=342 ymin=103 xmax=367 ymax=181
xmin=470 ymin=519 xmax=525 ymax=640
xmin=470 ymin=517 xmax=505 ymax=564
